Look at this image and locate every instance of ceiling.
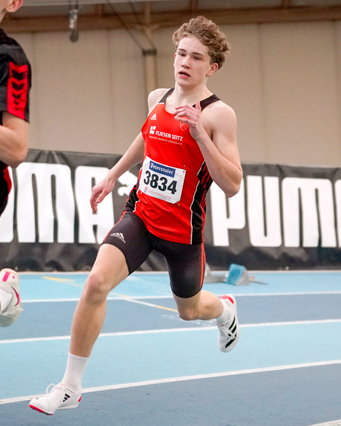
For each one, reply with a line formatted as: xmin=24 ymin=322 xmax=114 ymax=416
xmin=2 ymin=0 xmax=341 ymax=34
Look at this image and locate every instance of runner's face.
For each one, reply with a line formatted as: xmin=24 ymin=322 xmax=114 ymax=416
xmin=174 ymin=35 xmax=217 ymax=87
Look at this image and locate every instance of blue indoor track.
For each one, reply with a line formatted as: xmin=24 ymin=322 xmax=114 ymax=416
xmin=1 ymin=271 xmax=341 ymax=426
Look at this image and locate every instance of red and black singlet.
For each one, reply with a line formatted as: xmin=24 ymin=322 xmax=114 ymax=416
xmin=0 ymin=28 xmax=31 ymax=214
xmin=126 ymin=88 xmax=220 ymax=244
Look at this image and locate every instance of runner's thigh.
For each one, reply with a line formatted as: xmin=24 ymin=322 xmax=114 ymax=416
xmin=102 ymin=211 xmax=153 ymax=274
xmin=158 ymin=241 xmax=205 ymax=298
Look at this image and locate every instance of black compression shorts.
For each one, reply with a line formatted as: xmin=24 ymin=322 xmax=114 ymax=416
xmin=102 ymin=211 xmax=205 ymax=298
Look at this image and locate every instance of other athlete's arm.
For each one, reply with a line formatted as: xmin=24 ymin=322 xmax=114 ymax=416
xmin=0 ymin=112 xmax=28 ymax=168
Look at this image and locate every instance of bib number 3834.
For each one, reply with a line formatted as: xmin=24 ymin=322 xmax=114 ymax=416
xmin=139 ymin=156 xmax=186 ymax=204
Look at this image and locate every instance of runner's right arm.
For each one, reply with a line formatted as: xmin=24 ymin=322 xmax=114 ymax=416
xmin=90 ymin=88 xmax=170 ymax=213
xmin=90 ymin=132 xmax=144 ymax=213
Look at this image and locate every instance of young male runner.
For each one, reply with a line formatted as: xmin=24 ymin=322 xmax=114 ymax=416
xmin=29 ymin=15 xmax=243 ymax=415
xmin=0 ymin=0 xmax=31 ymax=326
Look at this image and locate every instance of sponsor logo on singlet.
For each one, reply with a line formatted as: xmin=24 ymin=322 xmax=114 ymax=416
xmin=149 ymin=127 xmax=184 ymax=143
xmin=149 ymin=161 xmax=175 ymax=178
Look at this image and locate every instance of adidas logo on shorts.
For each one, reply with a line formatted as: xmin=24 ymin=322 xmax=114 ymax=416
xmin=110 ymin=232 xmax=126 ymax=243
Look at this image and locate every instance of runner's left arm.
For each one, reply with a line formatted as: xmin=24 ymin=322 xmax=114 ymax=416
xmin=174 ymin=101 xmax=242 ymax=197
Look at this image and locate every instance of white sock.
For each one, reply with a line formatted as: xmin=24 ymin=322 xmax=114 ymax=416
xmin=61 ymin=352 xmax=89 ymax=392
xmin=216 ymin=299 xmax=231 ymax=324
xmin=0 ymin=289 xmax=12 ymax=313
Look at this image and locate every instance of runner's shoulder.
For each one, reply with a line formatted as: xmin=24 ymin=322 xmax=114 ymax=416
xmin=147 ymin=88 xmax=170 ymax=111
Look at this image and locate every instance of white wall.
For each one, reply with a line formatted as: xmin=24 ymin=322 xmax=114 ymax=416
xmin=13 ymin=20 xmax=341 ymax=166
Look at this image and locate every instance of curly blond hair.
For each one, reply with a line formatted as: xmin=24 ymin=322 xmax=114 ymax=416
xmin=172 ymin=16 xmax=230 ymax=70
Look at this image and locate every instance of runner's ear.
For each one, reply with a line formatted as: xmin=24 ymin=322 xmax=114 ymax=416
xmin=6 ymin=0 xmax=23 ymax=13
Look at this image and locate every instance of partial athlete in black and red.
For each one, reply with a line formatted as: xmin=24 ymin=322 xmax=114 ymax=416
xmin=0 ymin=28 xmax=31 ymax=215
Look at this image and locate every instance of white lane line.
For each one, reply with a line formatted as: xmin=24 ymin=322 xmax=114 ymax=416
xmin=229 ymin=292 xmax=341 ymax=296
xmin=21 ymin=296 xmax=174 ymax=303
xmin=109 ymin=293 xmax=177 ymax=312
xmin=1 ymin=319 xmax=341 ymax=344
xmin=306 ymin=421 xmax=341 ymax=426
xmin=2 ymin=359 xmax=341 ymax=405
xmin=23 ymin=298 xmax=81 ymax=303
xmin=21 ymin=291 xmax=341 ymax=303
xmin=19 ymin=270 xmax=341 ymax=276
xmin=21 ymin=296 xmax=178 ymax=312
xmin=1 ymin=327 xmax=210 ymax=344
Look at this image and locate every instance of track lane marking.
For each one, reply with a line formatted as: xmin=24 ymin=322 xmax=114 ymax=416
xmin=21 ymin=291 xmax=341 ymax=303
xmin=110 ymin=292 xmax=178 ymax=312
xmin=2 ymin=318 xmax=341 ymax=344
xmin=2 ymin=359 xmax=341 ymax=405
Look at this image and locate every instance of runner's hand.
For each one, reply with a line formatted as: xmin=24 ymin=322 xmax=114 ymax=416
xmin=90 ymin=177 xmax=115 ymax=213
xmin=174 ymin=101 xmax=204 ymax=140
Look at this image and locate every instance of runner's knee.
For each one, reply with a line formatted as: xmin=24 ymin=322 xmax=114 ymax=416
xmin=178 ymin=306 xmax=199 ymax=321
xmin=82 ymin=271 xmax=112 ymax=304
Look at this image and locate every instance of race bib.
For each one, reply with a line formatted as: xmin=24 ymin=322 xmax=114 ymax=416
xmin=139 ymin=157 xmax=186 ymax=204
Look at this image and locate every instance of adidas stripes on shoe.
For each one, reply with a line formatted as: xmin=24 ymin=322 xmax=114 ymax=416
xmin=216 ymin=295 xmax=240 ymax=353
xmin=29 ymin=384 xmax=81 ymax=415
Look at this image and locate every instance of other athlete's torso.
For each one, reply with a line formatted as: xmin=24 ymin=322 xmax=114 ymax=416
xmin=0 ymin=29 xmax=31 ymax=213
